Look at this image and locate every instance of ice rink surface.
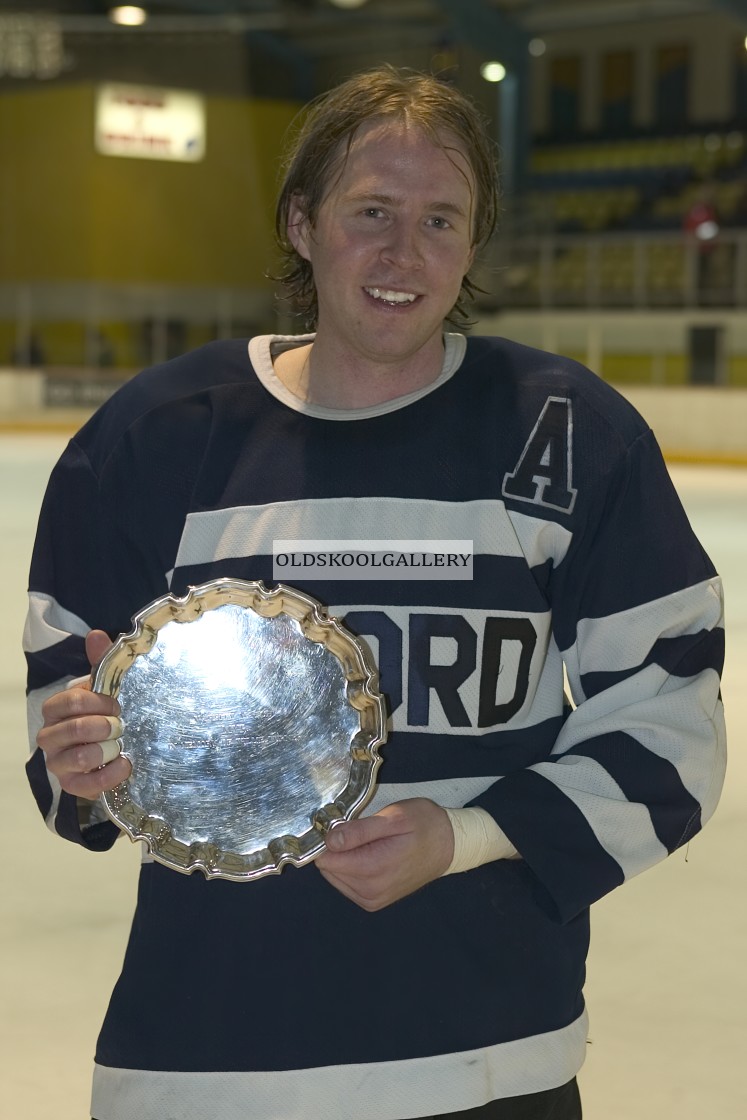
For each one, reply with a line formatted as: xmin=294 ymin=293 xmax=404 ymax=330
xmin=1 ymin=432 xmax=745 ymax=1120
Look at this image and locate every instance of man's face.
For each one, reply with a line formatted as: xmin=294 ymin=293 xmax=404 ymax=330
xmin=288 ymin=118 xmax=477 ymax=376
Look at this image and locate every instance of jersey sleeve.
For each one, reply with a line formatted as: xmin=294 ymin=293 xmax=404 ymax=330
xmin=22 ymin=359 xmax=233 ymax=850
xmin=24 ymin=439 xmax=121 ymax=848
xmin=473 ymin=428 xmax=726 ymax=923
xmin=23 ymin=427 xmax=176 ymax=849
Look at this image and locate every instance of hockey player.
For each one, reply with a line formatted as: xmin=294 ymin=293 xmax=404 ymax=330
xmin=25 ymin=66 xmax=725 ymax=1120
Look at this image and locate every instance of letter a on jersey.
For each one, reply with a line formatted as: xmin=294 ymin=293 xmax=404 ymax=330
xmin=502 ymin=396 xmax=577 ymax=513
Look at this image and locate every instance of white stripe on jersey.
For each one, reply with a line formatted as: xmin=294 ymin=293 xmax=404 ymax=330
xmin=541 ymin=665 xmax=726 ymax=876
xmin=24 ymin=591 xmax=90 ymax=654
xmin=171 ymin=496 xmax=572 ymax=572
xmin=553 ymin=664 xmax=723 ymax=795
xmin=631 ymin=669 xmax=726 ymax=822
xmin=26 ymin=679 xmax=70 ymax=830
xmin=28 ymin=674 xmax=110 ymax=834
xmin=363 ymin=775 xmax=504 ymax=815
xmin=505 ymin=508 xmax=573 ymax=569
xmin=570 ymin=577 xmax=723 ymax=684
xmin=533 ymin=755 xmax=669 ymax=878
xmin=90 ymin=1010 xmax=589 ymax=1120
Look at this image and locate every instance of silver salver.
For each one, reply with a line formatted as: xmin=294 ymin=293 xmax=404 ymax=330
xmin=94 ymin=578 xmax=387 ymax=881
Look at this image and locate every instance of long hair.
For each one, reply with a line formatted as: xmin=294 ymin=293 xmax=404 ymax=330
xmin=274 ymin=65 xmax=500 ymax=330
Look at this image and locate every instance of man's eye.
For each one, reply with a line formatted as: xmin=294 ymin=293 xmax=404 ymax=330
xmin=429 ymin=216 xmax=451 ymax=229
xmin=363 ymin=208 xmax=383 ymax=218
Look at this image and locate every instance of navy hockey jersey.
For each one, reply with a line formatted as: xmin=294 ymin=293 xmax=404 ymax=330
xmin=24 ymin=334 xmax=726 ymax=1120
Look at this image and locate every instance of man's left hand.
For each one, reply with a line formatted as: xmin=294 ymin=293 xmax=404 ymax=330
xmin=316 ymin=798 xmax=454 ymax=911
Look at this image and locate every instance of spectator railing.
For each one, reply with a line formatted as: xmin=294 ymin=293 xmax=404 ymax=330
xmin=478 ymin=228 xmax=747 ymax=312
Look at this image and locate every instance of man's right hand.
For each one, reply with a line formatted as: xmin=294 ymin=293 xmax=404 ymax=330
xmin=36 ymin=629 xmax=132 ymax=800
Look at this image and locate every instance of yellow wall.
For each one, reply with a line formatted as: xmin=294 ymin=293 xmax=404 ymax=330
xmin=0 ymin=84 xmax=300 ymax=287
xmin=0 ymin=86 xmax=93 ymax=281
xmin=601 ymin=353 xmax=689 ymax=385
xmin=728 ymin=355 xmax=747 ymax=387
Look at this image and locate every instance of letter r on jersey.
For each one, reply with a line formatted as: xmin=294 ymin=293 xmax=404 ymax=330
xmin=502 ymin=396 xmax=578 ymax=514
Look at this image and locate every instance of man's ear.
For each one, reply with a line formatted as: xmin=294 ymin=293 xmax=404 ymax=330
xmin=287 ymin=194 xmax=312 ymax=262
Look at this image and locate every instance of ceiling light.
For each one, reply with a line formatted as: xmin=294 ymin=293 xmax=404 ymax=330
xmin=109 ymin=6 xmax=148 ymax=26
xmin=327 ymin=0 xmax=369 ymax=9
xmin=529 ymin=39 xmax=546 ymax=58
xmin=481 ymin=61 xmax=506 ymax=84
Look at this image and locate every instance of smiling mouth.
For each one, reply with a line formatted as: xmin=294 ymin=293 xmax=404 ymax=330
xmin=364 ymin=287 xmax=418 ymax=305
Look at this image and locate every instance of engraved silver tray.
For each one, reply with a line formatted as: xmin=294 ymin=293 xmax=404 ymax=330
xmin=94 ymin=579 xmax=387 ymax=881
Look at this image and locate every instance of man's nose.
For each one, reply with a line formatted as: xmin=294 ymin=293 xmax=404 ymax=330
xmin=380 ymin=223 xmax=425 ymax=270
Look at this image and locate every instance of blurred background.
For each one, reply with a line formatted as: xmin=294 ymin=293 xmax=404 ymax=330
xmin=1 ymin=4 xmax=746 ymax=1119
xmin=1 ymin=0 xmax=747 ymax=460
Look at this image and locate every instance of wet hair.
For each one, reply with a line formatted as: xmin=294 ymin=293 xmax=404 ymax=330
xmin=274 ymin=65 xmax=500 ymax=330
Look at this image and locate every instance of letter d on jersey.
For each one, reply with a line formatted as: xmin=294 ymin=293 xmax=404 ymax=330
xmin=345 ymin=609 xmax=539 ymax=732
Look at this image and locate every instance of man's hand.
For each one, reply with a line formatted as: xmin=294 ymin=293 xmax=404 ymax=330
xmin=36 ymin=630 xmax=132 ymax=800
xmin=316 ymin=798 xmax=454 ymax=911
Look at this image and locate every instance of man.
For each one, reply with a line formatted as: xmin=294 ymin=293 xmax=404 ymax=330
xmin=25 ymin=66 xmax=725 ymax=1120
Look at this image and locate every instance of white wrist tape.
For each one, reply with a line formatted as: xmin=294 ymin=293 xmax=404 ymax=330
xmin=442 ymin=807 xmax=519 ymax=875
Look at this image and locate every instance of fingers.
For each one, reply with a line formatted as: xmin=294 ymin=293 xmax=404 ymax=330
xmin=59 ymin=632 xmax=115 ymax=695
xmin=323 ymin=802 xmax=412 ymax=853
xmin=37 ymin=684 xmax=129 ymax=798
xmin=40 ymin=684 xmax=120 ymax=732
xmin=316 ymin=866 xmax=382 ymax=911
xmin=86 ymin=628 xmax=114 ymax=671
xmin=34 ymin=629 xmax=123 ymax=801
xmin=317 ymin=799 xmax=455 ymax=911
xmin=56 ymin=752 xmax=132 ymax=801
xmin=39 ymin=708 xmax=123 ymax=755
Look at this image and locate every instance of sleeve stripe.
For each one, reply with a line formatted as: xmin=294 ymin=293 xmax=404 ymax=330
xmin=473 ymin=769 xmax=625 ymax=923
xmin=552 ymin=665 xmax=724 ymax=802
xmin=364 ymin=776 xmax=502 ymax=815
xmin=569 ymin=577 xmax=723 ymax=682
xmin=25 ymin=635 xmax=89 ymax=693
xmin=539 ymin=666 xmax=726 ymax=879
xmin=23 ymin=591 xmax=90 ymax=654
xmin=579 ymin=626 xmax=724 ymax=699
xmin=26 ymin=678 xmax=73 ymax=834
xmin=26 ymin=734 xmax=120 ymax=849
xmin=560 ymin=731 xmax=702 ymax=853
xmin=626 ymin=677 xmax=726 ymax=823
xmin=25 ymin=745 xmax=55 ymax=823
xmin=504 ymin=509 xmax=574 ymax=569
xmin=529 ymin=755 xmax=669 ymax=879
xmin=26 ymin=676 xmax=78 ymax=754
